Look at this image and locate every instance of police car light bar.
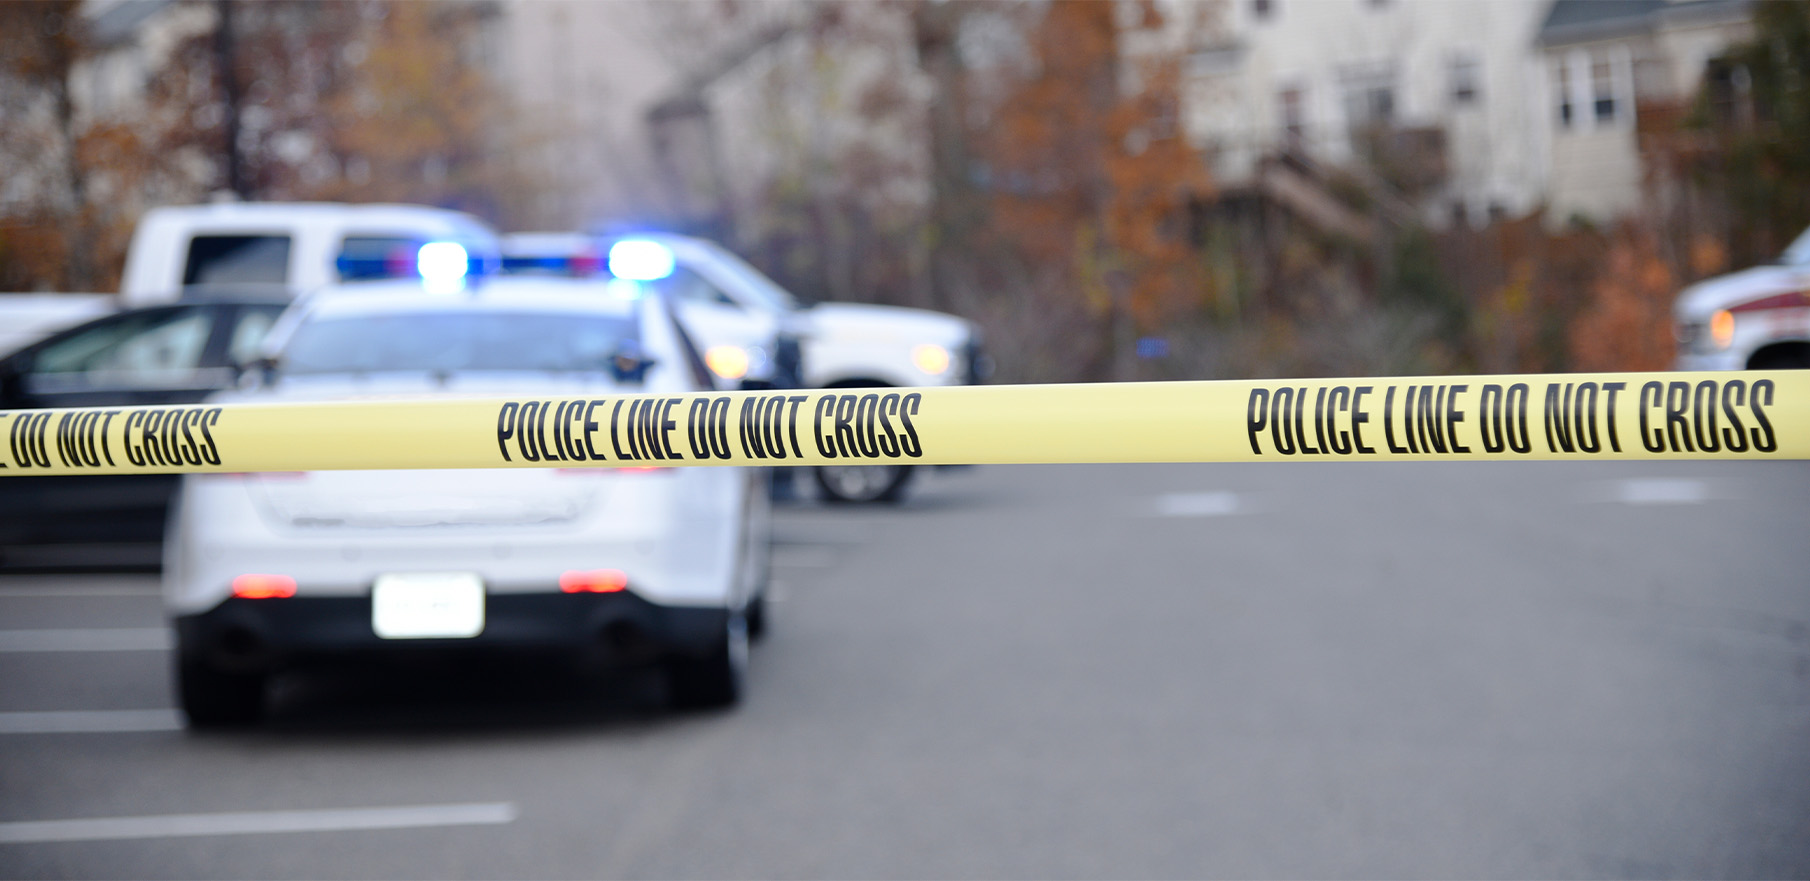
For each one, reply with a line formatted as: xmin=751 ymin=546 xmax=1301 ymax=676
xmin=417 ymin=242 xmax=469 ymax=284
xmin=607 ymin=240 xmax=675 ymax=281
xmin=335 ymin=240 xmax=482 ymax=287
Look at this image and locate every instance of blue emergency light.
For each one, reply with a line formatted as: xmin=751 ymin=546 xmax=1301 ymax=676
xmin=334 ymin=240 xmax=482 ymax=288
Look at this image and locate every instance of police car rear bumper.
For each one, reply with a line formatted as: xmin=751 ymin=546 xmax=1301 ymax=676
xmin=174 ymin=590 xmax=729 ymax=673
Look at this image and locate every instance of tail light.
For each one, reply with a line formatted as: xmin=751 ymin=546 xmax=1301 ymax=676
xmin=560 ymin=569 xmax=628 ymax=593
xmin=232 ymin=574 xmax=296 ymax=599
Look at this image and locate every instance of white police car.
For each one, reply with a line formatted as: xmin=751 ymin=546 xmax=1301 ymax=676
xmin=1675 ymin=226 xmax=1810 ymax=371
xmin=503 ymin=232 xmax=989 ymax=502
xmin=164 ymin=257 xmax=770 ymax=726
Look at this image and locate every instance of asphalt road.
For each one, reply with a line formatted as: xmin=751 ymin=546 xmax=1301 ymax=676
xmin=1 ymin=461 xmax=1807 ymax=879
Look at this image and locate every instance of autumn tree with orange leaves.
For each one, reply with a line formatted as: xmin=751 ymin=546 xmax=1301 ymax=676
xmin=0 ymin=0 xmax=539 ymax=293
xmin=972 ymin=1 xmax=1211 ymax=378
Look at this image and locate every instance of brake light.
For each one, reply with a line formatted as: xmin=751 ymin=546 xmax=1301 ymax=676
xmin=560 ymin=569 xmax=628 ymax=593
xmin=231 ymin=574 xmax=296 ymax=599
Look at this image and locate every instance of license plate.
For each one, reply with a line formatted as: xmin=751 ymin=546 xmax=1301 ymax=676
xmin=372 ymin=572 xmax=485 ymax=639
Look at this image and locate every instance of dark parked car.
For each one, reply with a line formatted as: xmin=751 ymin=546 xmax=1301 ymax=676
xmin=0 ymin=295 xmax=289 ymax=569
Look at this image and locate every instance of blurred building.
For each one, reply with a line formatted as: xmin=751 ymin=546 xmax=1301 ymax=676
xmin=1172 ymin=0 xmax=1753 ymax=230
xmin=1174 ymin=0 xmax=1552 ymax=231
xmin=496 ymin=1 xmax=901 ymax=238
xmin=36 ymin=0 xmax=1758 ymax=240
xmin=75 ymin=1 xmax=208 ymax=124
xmin=495 ymin=0 xmax=935 ymax=307
xmin=1536 ymin=0 xmax=1751 ymax=224
xmin=494 ymin=2 xmax=685 ymax=231
xmin=1 ymin=0 xmax=214 ymax=216
xmin=494 ymin=0 xmax=1762 ymax=240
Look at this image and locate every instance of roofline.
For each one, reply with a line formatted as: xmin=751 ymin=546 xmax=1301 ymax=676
xmin=1537 ymin=0 xmax=1751 ymax=48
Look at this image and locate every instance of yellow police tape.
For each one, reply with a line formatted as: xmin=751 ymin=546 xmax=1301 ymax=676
xmin=2 ymin=371 xmax=1805 ymax=476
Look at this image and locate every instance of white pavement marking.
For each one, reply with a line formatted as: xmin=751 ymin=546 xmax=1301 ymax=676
xmin=771 ymin=546 xmax=838 ymax=569
xmin=1155 ymin=491 xmax=1241 ymax=517
xmin=0 ymin=628 xmax=171 ymax=653
xmin=1615 ymin=478 xmax=1710 ymax=506
xmin=0 ymin=803 xmax=519 ymax=844
xmin=0 ymin=584 xmax=160 ymax=598
xmin=0 ymin=710 xmax=183 ymax=734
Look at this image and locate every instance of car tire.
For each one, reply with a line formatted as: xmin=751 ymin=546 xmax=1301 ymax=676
xmin=814 ymin=463 xmax=914 ymax=504
xmin=1748 ymin=344 xmax=1810 ymax=370
xmin=667 ymin=613 xmax=748 ymax=709
xmin=745 ymin=591 xmax=769 ymax=642
xmin=177 ymin=656 xmax=266 ymax=728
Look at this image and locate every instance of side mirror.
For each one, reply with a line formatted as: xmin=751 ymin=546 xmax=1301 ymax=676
xmin=234 ymin=356 xmax=279 ymax=389
xmin=608 ymin=343 xmax=656 ymax=384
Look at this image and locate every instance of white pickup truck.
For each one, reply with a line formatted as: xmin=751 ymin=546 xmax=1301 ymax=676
xmin=1674 ymin=225 xmax=1810 ymax=371
xmin=120 ymin=202 xmax=501 ymax=305
xmin=1 ymin=202 xmax=502 ymax=357
xmin=503 ymin=232 xmax=990 ymax=503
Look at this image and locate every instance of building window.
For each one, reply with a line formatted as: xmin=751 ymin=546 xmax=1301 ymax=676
xmin=1704 ymin=56 xmax=1754 ymax=128
xmin=1341 ymin=65 xmax=1396 ymax=130
xmin=1253 ymin=0 xmax=1274 ymax=22
xmin=1555 ymin=46 xmax=1633 ymax=131
xmin=1591 ymin=56 xmax=1616 ymax=121
xmin=1553 ymin=59 xmax=1573 ymax=128
xmin=1278 ymin=86 xmax=1308 ymax=150
xmin=1450 ymin=54 xmax=1480 ymax=105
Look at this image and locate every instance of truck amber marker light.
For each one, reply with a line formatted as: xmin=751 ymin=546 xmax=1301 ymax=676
xmin=1 ymin=371 xmax=1805 ymax=476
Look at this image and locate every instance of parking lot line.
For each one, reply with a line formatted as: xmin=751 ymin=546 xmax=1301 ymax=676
xmin=0 ymin=803 xmax=518 ymax=844
xmin=1154 ymin=491 xmax=1241 ymax=517
xmin=1614 ymin=478 xmax=1710 ymax=505
xmin=771 ymin=546 xmax=838 ymax=569
xmin=0 ymin=628 xmax=171 ymax=652
xmin=0 ymin=710 xmax=182 ymax=734
xmin=0 ymin=584 xmax=160 ymax=598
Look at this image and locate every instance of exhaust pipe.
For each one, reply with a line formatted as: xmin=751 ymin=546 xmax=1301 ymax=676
xmin=599 ymin=619 xmax=655 ymax=661
xmin=211 ymin=624 xmax=271 ymax=672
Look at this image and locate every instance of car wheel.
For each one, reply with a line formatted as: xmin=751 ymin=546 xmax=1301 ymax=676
xmin=1748 ymin=344 xmax=1810 ymax=370
xmin=745 ymin=591 xmax=769 ymax=642
xmin=814 ymin=463 xmax=914 ymax=504
xmin=667 ymin=613 xmax=748 ymax=709
xmin=177 ymin=656 xmax=266 ymax=728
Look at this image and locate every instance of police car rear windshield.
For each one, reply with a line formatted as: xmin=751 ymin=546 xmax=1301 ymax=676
xmin=282 ymin=312 xmax=637 ymax=375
